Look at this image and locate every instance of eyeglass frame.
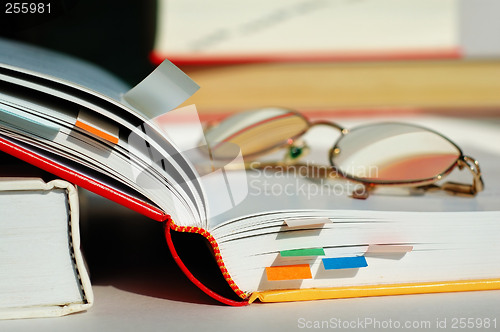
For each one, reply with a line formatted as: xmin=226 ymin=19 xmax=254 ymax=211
xmin=203 ymin=109 xmax=484 ymax=198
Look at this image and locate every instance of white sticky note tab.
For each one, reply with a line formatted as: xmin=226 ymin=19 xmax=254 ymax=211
xmin=75 ymin=110 xmax=119 ymax=144
xmin=154 ymin=104 xmax=204 ymax=151
xmin=284 ymin=218 xmax=332 ymax=228
xmin=122 ymin=59 xmax=199 ymax=120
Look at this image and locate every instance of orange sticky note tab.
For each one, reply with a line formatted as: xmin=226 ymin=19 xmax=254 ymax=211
xmin=75 ymin=110 xmax=119 ymax=144
xmin=266 ymin=264 xmax=312 ymax=281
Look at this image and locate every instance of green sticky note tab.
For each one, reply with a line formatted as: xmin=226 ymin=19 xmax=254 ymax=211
xmin=280 ymin=248 xmax=325 ymax=257
xmin=0 ymin=105 xmax=59 ymax=139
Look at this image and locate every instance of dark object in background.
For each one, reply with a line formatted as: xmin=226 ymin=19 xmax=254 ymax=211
xmin=0 ymin=0 xmax=157 ymax=85
xmin=0 ymin=0 xmax=78 ymax=33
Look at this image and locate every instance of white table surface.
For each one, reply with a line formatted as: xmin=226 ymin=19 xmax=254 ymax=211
xmin=1 ymin=193 xmax=499 ymax=332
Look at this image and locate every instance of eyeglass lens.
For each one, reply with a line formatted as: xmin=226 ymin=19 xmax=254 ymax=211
xmin=330 ymin=123 xmax=461 ymax=183
xmin=204 ymin=108 xmax=309 ymax=159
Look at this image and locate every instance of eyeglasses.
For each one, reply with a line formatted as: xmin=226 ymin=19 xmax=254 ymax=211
xmin=203 ymin=107 xmax=484 ymax=199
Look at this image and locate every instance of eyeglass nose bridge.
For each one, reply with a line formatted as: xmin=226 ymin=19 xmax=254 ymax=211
xmin=282 ymin=119 xmax=346 ymax=164
xmin=309 ymin=120 xmax=348 ymax=134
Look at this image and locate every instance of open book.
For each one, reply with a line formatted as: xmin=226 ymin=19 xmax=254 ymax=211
xmin=1 ymin=38 xmax=499 ymax=306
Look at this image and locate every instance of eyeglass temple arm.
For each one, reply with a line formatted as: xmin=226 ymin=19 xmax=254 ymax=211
xmin=421 ymin=155 xmax=484 ymax=196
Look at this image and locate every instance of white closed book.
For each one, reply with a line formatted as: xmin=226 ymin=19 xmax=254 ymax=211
xmin=0 ymin=178 xmax=93 ymax=319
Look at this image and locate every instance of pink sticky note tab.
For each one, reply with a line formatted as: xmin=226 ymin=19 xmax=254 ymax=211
xmin=284 ymin=218 xmax=332 ymax=228
xmin=366 ymin=244 xmax=413 ymax=254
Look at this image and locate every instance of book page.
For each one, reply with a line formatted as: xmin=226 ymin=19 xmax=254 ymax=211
xmin=211 ymin=115 xmax=500 ymax=228
xmin=0 ymin=80 xmax=205 ymax=226
xmin=0 ymin=43 xmax=207 ymax=225
xmin=159 ymin=114 xmax=500 ymax=229
xmin=0 ymin=38 xmax=129 ymax=101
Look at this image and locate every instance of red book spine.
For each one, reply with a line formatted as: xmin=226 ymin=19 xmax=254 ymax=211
xmin=165 ymin=220 xmax=249 ymax=306
xmin=0 ymin=136 xmax=167 ymax=222
xmin=150 ymin=48 xmax=462 ymax=66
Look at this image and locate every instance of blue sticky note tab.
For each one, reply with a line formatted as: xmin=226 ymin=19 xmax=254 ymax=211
xmin=0 ymin=105 xmax=59 ymax=139
xmin=322 ymin=256 xmax=368 ymax=270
